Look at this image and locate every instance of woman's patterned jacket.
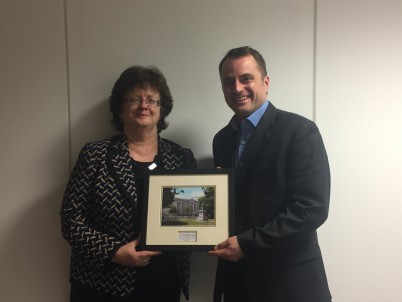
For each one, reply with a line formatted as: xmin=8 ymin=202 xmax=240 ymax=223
xmin=61 ymin=134 xmax=196 ymax=300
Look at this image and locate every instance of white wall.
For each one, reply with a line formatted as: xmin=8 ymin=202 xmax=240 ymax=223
xmin=316 ymin=1 xmax=402 ymax=301
xmin=0 ymin=0 xmax=70 ymax=300
xmin=0 ymin=0 xmax=401 ymax=301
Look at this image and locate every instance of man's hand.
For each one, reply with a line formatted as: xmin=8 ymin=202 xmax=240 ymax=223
xmin=112 ymin=235 xmax=161 ymax=267
xmin=208 ymin=236 xmax=245 ymax=262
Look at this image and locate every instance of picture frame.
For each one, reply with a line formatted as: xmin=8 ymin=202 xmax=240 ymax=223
xmin=140 ymin=168 xmax=234 ymax=251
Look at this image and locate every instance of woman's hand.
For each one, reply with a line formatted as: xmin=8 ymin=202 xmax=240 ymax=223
xmin=112 ymin=236 xmax=162 ymax=267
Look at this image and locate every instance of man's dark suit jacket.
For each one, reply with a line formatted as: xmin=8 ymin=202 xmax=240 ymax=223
xmin=213 ymin=103 xmax=332 ymax=302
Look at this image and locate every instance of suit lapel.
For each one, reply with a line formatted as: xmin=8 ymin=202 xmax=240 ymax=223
xmin=106 ymin=135 xmax=138 ymax=205
xmin=216 ymin=125 xmax=238 ymax=168
xmin=237 ymin=104 xmax=277 ymax=182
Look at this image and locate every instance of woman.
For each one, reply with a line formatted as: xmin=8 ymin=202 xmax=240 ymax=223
xmin=61 ymin=66 xmax=196 ymax=302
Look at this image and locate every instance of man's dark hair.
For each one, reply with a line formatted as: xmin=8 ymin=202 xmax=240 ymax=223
xmin=219 ymin=46 xmax=268 ymax=78
xmin=109 ymin=65 xmax=173 ymax=133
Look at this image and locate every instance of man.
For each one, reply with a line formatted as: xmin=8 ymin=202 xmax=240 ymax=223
xmin=209 ymin=46 xmax=331 ymax=302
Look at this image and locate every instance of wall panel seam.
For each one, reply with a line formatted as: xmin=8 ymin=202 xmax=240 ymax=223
xmin=63 ymin=0 xmax=72 ymax=169
xmin=313 ymin=0 xmax=317 ymax=122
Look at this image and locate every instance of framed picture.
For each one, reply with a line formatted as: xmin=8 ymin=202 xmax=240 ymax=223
xmin=140 ymin=168 xmax=234 ymax=251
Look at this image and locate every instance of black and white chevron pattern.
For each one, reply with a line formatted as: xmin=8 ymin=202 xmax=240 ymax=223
xmin=61 ymin=135 xmax=196 ymax=299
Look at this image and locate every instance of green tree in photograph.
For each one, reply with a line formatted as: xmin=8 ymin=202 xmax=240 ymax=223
xmin=162 ymin=187 xmax=183 ymax=208
xmin=198 ymin=186 xmax=215 ymax=219
xmin=168 ymin=204 xmax=178 ymax=214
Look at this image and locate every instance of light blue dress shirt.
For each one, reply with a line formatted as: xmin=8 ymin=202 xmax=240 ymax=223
xmin=236 ymin=101 xmax=269 ymax=163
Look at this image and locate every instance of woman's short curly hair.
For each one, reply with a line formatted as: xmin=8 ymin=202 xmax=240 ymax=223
xmin=109 ymin=65 xmax=173 ymax=133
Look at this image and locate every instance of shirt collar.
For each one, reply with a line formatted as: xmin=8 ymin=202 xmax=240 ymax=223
xmin=230 ymin=100 xmax=269 ymax=131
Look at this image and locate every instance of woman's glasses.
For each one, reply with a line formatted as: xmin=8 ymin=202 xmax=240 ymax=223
xmin=126 ymin=97 xmax=160 ymax=108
